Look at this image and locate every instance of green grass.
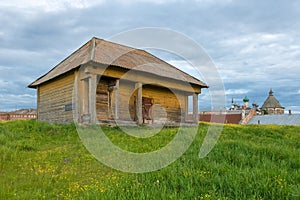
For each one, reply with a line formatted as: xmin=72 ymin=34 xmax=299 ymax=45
xmin=0 ymin=120 xmax=299 ymax=200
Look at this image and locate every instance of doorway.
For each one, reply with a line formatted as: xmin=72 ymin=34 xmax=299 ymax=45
xmin=142 ymin=97 xmax=153 ymax=123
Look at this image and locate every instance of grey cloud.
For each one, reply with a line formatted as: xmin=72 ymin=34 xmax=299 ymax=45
xmin=0 ymin=0 xmax=299 ymax=112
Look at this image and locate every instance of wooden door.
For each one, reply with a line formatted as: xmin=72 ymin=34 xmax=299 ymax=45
xmin=142 ymin=97 xmax=152 ymax=122
xmin=96 ymin=79 xmax=109 ymax=120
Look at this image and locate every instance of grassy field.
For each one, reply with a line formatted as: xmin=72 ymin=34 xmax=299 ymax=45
xmin=0 ymin=120 xmax=299 ymax=200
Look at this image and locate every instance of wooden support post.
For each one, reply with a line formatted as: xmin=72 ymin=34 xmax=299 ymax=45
xmin=185 ymin=95 xmax=189 ymax=122
xmin=73 ymin=70 xmax=79 ymax=123
xmin=89 ymin=74 xmax=97 ymax=123
xmin=37 ymin=86 xmax=40 ymax=121
xmin=193 ymin=93 xmax=198 ymax=124
xmin=78 ymin=78 xmax=88 ymax=123
xmin=135 ymin=82 xmax=143 ymax=125
xmin=82 ymin=79 xmax=89 ymax=116
xmin=115 ymin=79 xmax=119 ymax=120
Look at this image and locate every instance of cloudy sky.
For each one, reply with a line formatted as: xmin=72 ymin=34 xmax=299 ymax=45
xmin=1 ymin=0 xmax=299 ymax=113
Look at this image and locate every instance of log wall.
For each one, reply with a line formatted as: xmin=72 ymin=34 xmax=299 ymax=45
xmin=142 ymin=85 xmax=186 ymax=123
xmin=38 ymin=71 xmax=75 ymax=123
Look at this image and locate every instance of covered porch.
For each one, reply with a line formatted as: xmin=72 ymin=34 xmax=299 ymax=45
xmin=74 ymin=67 xmax=200 ymax=126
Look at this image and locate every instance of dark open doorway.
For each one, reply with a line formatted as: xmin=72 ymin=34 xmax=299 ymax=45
xmin=142 ymin=97 xmax=153 ymax=124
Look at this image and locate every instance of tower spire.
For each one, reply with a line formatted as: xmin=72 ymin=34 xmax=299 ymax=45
xmin=269 ymin=88 xmax=273 ymax=96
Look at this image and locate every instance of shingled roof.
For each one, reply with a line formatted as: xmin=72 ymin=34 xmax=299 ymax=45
xmin=261 ymin=89 xmax=284 ymax=109
xmin=29 ymin=37 xmax=208 ymax=88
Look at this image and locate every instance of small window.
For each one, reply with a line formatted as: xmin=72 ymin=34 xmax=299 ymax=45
xmin=65 ymin=104 xmax=73 ymax=111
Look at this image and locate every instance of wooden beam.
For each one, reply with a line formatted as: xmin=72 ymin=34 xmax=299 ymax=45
xmin=81 ymin=79 xmax=89 ymax=116
xmin=193 ymin=93 xmax=198 ymax=123
xmin=115 ymin=79 xmax=119 ymax=120
xmin=83 ymin=65 xmax=202 ymax=94
xmin=73 ymin=70 xmax=79 ymax=123
xmin=185 ymin=95 xmax=189 ymax=122
xmin=89 ymin=74 xmax=97 ymax=123
xmin=90 ymin=37 xmax=96 ymax=60
xmin=135 ymin=82 xmax=143 ymax=125
xmin=37 ymin=86 xmax=40 ymax=121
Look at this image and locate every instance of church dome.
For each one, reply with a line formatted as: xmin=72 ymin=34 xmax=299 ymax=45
xmin=243 ymin=96 xmax=249 ymax=102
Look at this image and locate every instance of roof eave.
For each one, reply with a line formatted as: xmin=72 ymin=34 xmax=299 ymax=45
xmin=28 ymin=65 xmax=83 ymax=89
xmin=89 ymin=60 xmax=208 ymax=88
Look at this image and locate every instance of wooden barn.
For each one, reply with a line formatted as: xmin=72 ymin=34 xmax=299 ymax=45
xmin=29 ymin=37 xmax=208 ymax=125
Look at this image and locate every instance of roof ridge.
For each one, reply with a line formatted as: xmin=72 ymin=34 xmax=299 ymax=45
xmin=90 ymin=37 xmax=96 ymax=60
xmin=96 ymin=37 xmax=137 ymax=51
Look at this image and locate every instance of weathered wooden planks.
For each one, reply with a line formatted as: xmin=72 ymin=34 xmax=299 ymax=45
xmin=38 ymin=71 xmax=75 ymax=123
